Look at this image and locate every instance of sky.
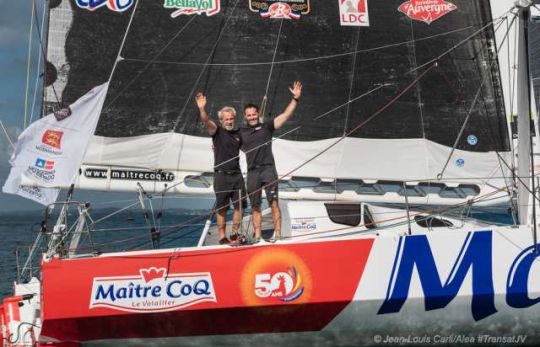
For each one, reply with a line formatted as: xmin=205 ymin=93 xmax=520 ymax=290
xmin=0 ymin=0 xmax=45 ymax=212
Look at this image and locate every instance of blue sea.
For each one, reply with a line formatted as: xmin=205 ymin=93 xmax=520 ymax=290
xmin=0 ymin=207 xmax=207 ymax=299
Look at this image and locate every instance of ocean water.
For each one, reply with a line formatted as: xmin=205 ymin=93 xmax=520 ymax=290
xmin=0 ymin=208 xmax=207 ymax=298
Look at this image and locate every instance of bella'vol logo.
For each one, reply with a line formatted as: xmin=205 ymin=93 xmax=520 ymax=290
xmin=164 ymin=0 xmax=221 ymax=18
xmin=90 ymin=268 xmax=217 ymax=313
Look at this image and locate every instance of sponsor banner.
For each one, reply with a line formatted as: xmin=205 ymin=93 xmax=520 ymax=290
xmin=90 ymin=268 xmax=216 ymax=312
xmin=2 ymin=83 xmax=109 ymax=205
xmin=75 ymin=0 xmax=135 ymax=12
xmin=164 ymin=0 xmax=221 ymax=18
xmin=339 ymin=0 xmax=369 ymax=27
xmin=398 ymin=0 xmax=457 ymax=25
xmin=84 ymin=168 xmax=175 ymax=182
xmin=249 ymin=0 xmax=310 ymax=20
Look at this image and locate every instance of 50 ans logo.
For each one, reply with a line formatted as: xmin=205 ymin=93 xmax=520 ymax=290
xmin=240 ymin=249 xmax=312 ymax=306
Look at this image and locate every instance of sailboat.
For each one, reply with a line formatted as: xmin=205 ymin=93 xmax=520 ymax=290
xmin=2 ymin=0 xmax=540 ymax=346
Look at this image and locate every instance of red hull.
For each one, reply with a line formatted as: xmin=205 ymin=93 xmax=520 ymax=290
xmin=40 ymin=239 xmax=374 ymax=343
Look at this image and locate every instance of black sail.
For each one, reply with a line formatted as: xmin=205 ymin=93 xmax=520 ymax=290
xmin=45 ymin=0 xmax=509 ymax=152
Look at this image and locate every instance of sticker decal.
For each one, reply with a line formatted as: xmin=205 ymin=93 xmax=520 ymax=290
xmin=241 ymin=248 xmax=312 ymax=306
xmin=398 ymin=0 xmax=456 ymax=25
xmin=467 ymin=135 xmax=478 ymax=146
xmin=42 ymin=130 xmax=64 ymax=149
xmin=84 ymin=168 xmax=175 ymax=181
xmin=27 ymin=158 xmax=56 ymax=183
xmin=249 ymin=1 xmax=310 ymax=20
xmin=455 ymin=158 xmax=464 ymax=167
xmin=339 ymin=0 xmax=369 ymax=27
xmin=90 ymin=268 xmax=217 ymax=313
xmin=75 ymin=0 xmax=134 ymax=12
xmin=164 ymin=0 xmax=221 ymax=18
xmin=291 ymin=219 xmax=317 ymax=232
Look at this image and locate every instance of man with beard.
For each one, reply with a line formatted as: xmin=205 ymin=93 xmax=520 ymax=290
xmin=196 ymin=92 xmax=247 ymax=244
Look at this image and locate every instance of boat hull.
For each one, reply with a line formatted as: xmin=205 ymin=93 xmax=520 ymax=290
xmin=38 ymin=226 xmax=540 ymax=346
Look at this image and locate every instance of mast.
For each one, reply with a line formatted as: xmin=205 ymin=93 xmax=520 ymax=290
xmin=517 ymin=0 xmax=533 ymax=225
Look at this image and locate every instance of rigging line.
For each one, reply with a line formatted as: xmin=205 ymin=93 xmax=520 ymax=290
xmin=24 ymin=0 xmax=35 ymax=129
xmin=103 ymin=15 xmax=198 ymax=111
xmin=215 ymin=86 xmax=388 ymax=170
xmin=160 ymin=84 xmax=387 ymax=194
xmin=343 ymin=28 xmax=361 ymax=137
xmin=33 ymin=0 xmax=61 ymax=110
xmin=407 ymin=9 xmax=513 ymax=75
xmin=90 ymin=201 xmax=140 ymax=226
xmin=210 ymin=64 xmax=439 ymax=222
xmin=408 ymin=17 xmax=426 ymax=140
xmin=260 ymin=18 xmax=285 ymax=118
xmin=510 ymin=10 xmax=519 ymax=157
xmin=482 ymin=150 xmax=540 ymax=204
xmin=122 ymin=25 xmax=477 ymax=68
xmin=107 ymin=0 xmax=140 ymax=83
xmin=88 ymin=182 xmax=505 ymax=254
xmin=89 ymin=185 xmax=502 ymax=258
xmin=0 ymin=119 xmax=15 ymax=149
xmin=80 ymin=213 xmax=212 ymax=251
xmin=437 ymin=12 xmax=517 ymax=180
xmin=172 ymin=0 xmax=241 ymax=133
xmin=29 ymin=0 xmax=47 ymax=124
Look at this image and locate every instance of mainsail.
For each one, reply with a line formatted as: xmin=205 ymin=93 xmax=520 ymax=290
xmin=43 ymin=0 xmax=515 ymax=204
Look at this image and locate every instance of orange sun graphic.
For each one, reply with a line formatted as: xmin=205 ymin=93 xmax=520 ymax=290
xmin=240 ymin=248 xmax=312 ymax=307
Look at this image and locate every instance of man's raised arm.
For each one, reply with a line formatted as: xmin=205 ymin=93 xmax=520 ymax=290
xmin=273 ymin=81 xmax=302 ymax=130
xmin=195 ymin=92 xmax=218 ymax=135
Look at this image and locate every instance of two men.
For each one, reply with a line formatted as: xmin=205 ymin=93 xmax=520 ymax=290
xmin=196 ymin=92 xmax=246 ymax=244
xmin=195 ymin=81 xmax=302 ymax=243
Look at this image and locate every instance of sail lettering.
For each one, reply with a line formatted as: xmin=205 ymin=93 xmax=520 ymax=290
xmin=404 ymin=3 xmax=453 ymax=16
xmin=76 ymin=0 xmax=134 ymax=12
xmin=164 ymin=0 xmax=212 ymax=10
xmin=378 ymin=232 xmax=496 ymax=321
xmin=340 ymin=13 xmax=367 ymax=25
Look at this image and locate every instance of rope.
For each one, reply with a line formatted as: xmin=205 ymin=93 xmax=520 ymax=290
xmin=29 ymin=0 xmax=47 ymax=124
xmin=34 ymin=0 xmax=62 ymax=110
xmin=65 ymin=66 xmax=435 ymax=251
xmin=343 ymin=28 xmax=361 ymax=136
xmin=0 ymin=119 xmax=15 ymax=149
xmin=122 ymin=25 xmax=477 ymax=68
xmin=408 ymin=9 xmax=513 ymax=75
xmin=23 ymin=0 xmax=35 ymax=129
xmin=260 ymin=18 xmax=284 ymax=118
xmin=437 ymin=12 xmax=517 ymax=179
xmin=103 ymin=14 xmax=199 ymax=111
xmin=172 ymin=0 xmax=241 ymax=133
xmin=160 ymin=83 xmax=388 ymax=194
xmin=108 ymin=0 xmax=140 ymax=83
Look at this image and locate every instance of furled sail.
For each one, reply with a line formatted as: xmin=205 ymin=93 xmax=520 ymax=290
xmin=43 ymin=0 xmax=516 ymax=205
